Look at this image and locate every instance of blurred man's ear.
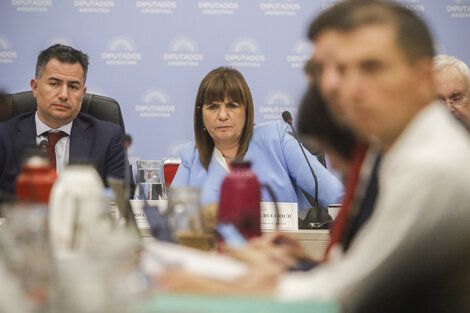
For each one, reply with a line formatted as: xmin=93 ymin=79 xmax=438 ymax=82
xmin=414 ymin=57 xmax=433 ymax=79
xmin=30 ymin=78 xmax=38 ymax=98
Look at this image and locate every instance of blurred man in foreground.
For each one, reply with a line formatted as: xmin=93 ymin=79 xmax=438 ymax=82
xmin=0 ymin=44 xmax=130 ymax=195
xmin=280 ymin=0 xmax=470 ymax=303
xmin=159 ymin=1 xmax=470 ymax=309
xmin=433 ymin=54 xmax=470 ymax=128
xmin=304 ymin=3 xmax=384 ymax=260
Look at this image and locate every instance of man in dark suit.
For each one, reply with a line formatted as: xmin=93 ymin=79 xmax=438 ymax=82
xmin=0 ymin=44 xmax=128 ymax=195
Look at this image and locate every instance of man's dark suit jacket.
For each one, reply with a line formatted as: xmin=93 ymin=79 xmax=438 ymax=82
xmin=0 ymin=111 xmax=127 ymax=194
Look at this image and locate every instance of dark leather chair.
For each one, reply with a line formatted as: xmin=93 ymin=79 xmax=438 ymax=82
xmin=0 ymin=91 xmax=126 ymax=132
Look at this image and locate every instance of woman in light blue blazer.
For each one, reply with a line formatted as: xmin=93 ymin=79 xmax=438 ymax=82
xmin=172 ymin=67 xmax=344 ymax=211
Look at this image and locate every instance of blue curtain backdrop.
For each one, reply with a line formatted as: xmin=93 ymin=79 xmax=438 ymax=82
xmin=1 ymin=0 xmax=469 ymax=165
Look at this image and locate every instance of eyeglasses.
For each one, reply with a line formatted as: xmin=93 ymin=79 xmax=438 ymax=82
xmin=438 ymin=93 xmax=468 ymax=108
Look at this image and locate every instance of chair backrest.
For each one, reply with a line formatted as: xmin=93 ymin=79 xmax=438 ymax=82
xmin=163 ymin=161 xmax=180 ymax=186
xmin=0 ymin=91 xmax=126 ymax=133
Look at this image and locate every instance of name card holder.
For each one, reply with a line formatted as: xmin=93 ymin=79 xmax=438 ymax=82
xmin=120 ymin=201 xmax=298 ymax=233
xmin=261 ymin=202 xmax=298 ymax=231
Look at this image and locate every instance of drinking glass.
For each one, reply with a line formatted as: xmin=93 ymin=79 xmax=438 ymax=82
xmin=166 ymin=187 xmax=212 ymax=249
xmin=134 ymin=160 xmax=166 ymax=200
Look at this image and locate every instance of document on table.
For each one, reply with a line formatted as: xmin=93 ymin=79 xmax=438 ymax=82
xmin=141 ymin=239 xmax=247 ymax=282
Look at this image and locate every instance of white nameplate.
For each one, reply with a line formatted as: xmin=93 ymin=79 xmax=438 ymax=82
xmin=121 ymin=201 xmax=298 ymax=231
xmin=261 ymin=202 xmax=298 ymax=231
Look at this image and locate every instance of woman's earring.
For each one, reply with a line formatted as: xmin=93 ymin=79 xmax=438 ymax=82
xmin=203 ymin=127 xmax=206 ymax=131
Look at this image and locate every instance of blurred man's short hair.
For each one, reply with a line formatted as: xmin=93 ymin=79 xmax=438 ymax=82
xmin=308 ymin=0 xmax=434 ymax=63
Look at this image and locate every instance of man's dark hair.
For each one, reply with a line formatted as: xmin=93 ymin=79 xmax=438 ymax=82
xmin=35 ymin=44 xmax=89 ymax=82
xmin=297 ymin=83 xmax=357 ymax=160
xmin=308 ymin=0 xmax=435 ymax=63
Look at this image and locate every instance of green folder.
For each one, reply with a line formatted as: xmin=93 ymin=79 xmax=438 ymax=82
xmin=135 ymin=293 xmax=339 ymax=313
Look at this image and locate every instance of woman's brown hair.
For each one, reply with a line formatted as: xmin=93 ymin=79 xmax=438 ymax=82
xmin=194 ymin=67 xmax=254 ymax=170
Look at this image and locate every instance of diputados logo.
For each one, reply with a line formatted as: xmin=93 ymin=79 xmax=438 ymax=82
xmin=198 ymin=1 xmax=239 ymax=15
xmin=135 ymin=88 xmax=176 ymax=118
xmin=287 ymin=41 xmax=312 ymax=68
xmin=45 ymin=35 xmax=74 ymax=48
xmin=395 ymin=0 xmax=424 ymax=14
xmin=163 ymin=37 xmax=204 ymax=67
xmin=74 ymin=0 xmax=115 ymax=13
xmin=12 ymin=0 xmax=52 ymax=12
xmin=259 ymin=90 xmax=297 ymax=120
xmin=101 ymin=36 xmax=142 ymax=65
xmin=0 ymin=35 xmax=17 ymax=64
xmin=321 ymin=0 xmax=339 ymax=10
xmin=225 ymin=38 xmax=265 ymax=68
xmin=447 ymin=0 xmax=470 ymax=18
xmin=259 ymin=0 xmax=300 ymax=16
xmin=136 ymin=1 xmax=176 ymax=14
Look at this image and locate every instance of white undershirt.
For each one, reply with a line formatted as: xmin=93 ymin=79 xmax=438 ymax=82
xmin=35 ymin=112 xmax=72 ymax=174
xmin=213 ymin=147 xmax=230 ymax=173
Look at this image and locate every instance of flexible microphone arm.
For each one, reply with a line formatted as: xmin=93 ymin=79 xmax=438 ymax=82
xmin=282 ymin=111 xmax=319 ymax=208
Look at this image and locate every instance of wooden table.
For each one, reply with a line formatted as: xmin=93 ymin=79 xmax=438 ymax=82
xmin=263 ymin=229 xmax=330 ymax=259
xmin=140 ymin=227 xmax=330 ymax=258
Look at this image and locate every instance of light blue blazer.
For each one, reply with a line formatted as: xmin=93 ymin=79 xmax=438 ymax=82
xmin=172 ymin=120 xmax=344 ymax=211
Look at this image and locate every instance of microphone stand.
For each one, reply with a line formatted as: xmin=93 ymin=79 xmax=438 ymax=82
xmin=282 ymin=111 xmax=332 ymax=229
xmin=282 ymin=111 xmax=319 ymax=208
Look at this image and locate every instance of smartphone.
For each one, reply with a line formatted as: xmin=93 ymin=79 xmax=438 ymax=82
xmin=215 ymin=223 xmax=247 ymax=248
xmin=288 ymin=258 xmax=318 ymax=272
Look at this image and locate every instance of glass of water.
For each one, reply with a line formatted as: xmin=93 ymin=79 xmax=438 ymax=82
xmin=166 ymin=186 xmax=214 ymax=250
xmin=134 ymin=160 xmax=166 ymax=200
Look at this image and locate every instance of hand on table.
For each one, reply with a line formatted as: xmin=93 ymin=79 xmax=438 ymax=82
xmin=156 ymin=232 xmax=317 ymax=295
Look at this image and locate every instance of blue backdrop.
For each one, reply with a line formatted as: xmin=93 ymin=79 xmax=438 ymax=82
xmin=1 ymin=0 xmax=469 ymax=166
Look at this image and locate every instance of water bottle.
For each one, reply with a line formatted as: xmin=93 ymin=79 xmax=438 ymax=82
xmin=218 ymin=160 xmax=261 ymax=240
xmin=48 ymin=164 xmax=106 ymax=257
xmin=16 ymin=149 xmax=57 ymax=204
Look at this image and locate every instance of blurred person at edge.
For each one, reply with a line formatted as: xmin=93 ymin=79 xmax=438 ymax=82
xmin=301 ymin=0 xmax=384 ymax=262
xmin=0 ymin=44 xmax=132 ymax=195
xmin=303 ymin=8 xmax=383 ymax=251
xmin=433 ymin=54 xmax=470 ymax=129
xmin=171 ymin=66 xmax=344 ymax=211
xmin=258 ymin=6 xmax=385 ymax=266
xmin=158 ymin=0 xmax=470 ymax=305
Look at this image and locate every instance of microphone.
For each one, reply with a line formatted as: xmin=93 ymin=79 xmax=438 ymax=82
xmin=282 ymin=111 xmax=319 ymax=208
xmin=39 ymin=139 xmax=48 ymax=153
xmin=282 ymin=111 xmax=293 ymax=124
